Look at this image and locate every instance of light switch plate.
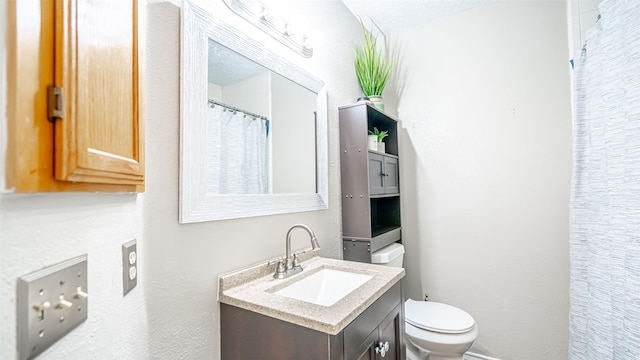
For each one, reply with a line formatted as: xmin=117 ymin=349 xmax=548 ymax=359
xmin=17 ymin=254 xmax=88 ymax=360
xmin=122 ymin=239 xmax=137 ymax=295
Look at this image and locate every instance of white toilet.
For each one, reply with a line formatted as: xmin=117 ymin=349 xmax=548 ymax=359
xmin=371 ymin=243 xmax=478 ymax=360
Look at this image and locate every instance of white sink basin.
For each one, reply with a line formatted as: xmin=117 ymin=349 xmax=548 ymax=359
xmin=273 ymin=269 xmax=373 ymax=307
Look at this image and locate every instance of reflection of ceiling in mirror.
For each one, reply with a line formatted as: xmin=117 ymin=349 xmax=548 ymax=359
xmin=208 ymin=40 xmax=268 ymax=86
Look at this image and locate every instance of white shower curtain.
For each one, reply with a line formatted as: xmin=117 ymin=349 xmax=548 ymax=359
xmin=570 ymin=1 xmax=640 ymax=359
xmin=206 ymin=104 xmax=269 ymax=194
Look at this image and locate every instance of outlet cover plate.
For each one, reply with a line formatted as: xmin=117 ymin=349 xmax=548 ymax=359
xmin=122 ymin=239 xmax=137 ymax=295
xmin=17 ymin=254 xmax=88 ymax=360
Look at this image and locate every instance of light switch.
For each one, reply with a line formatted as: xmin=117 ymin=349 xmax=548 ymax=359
xmin=17 ymin=254 xmax=88 ymax=360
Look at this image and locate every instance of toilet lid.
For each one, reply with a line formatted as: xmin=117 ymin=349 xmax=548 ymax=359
xmin=405 ymin=300 xmax=475 ymax=334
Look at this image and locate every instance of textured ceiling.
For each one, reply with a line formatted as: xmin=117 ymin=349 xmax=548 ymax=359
xmin=340 ymin=0 xmax=494 ymax=34
xmin=208 ymin=39 xmax=268 ymax=86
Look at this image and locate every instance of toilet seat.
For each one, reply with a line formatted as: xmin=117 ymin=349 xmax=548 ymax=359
xmin=405 ymin=300 xmax=475 ymax=334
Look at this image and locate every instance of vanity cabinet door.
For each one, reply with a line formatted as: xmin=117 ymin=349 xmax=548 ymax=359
xmin=344 ymin=283 xmax=403 ymax=360
xmin=374 ymin=304 xmax=402 ymax=360
xmin=348 ymin=304 xmax=403 ymax=360
xmin=353 ymin=330 xmax=377 ymax=360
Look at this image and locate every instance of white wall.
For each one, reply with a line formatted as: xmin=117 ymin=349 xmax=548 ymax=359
xmin=207 ymin=82 xmax=222 ymax=101
xmin=0 ymin=1 xmax=363 ymax=359
xmin=221 ymin=72 xmax=270 ymax=116
xmin=390 ymin=1 xmax=572 ymax=359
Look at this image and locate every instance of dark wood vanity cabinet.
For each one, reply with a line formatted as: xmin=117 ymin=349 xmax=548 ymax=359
xmin=220 ymin=282 xmax=405 ymax=360
xmin=339 ymin=103 xmax=402 ymax=263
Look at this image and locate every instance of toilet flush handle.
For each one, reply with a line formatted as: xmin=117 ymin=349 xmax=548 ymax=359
xmin=374 ymin=341 xmax=390 ymax=357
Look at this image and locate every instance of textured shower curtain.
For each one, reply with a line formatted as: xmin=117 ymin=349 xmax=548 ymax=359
xmin=206 ymin=105 xmax=269 ymax=194
xmin=570 ymin=1 xmax=640 ymax=359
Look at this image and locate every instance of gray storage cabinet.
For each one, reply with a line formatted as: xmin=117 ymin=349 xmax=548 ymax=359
xmin=339 ymin=103 xmax=402 ymax=263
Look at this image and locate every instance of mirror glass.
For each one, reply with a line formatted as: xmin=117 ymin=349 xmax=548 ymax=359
xmin=180 ymin=1 xmax=328 ymax=223
xmin=206 ymin=40 xmax=316 ymax=195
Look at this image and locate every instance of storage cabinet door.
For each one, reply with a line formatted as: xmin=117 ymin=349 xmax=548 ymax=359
xmin=383 ymin=157 xmax=399 ymax=194
xmin=368 ymin=153 xmax=385 ymax=195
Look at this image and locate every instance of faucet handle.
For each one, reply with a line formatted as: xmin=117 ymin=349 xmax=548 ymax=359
xmin=292 ymin=251 xmax=305 ymax=270
xmin=269 ymin=257 xmax=287 ymax=278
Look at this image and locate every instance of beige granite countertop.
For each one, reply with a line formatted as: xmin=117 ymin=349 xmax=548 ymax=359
xmin=218 ymin=252 xmax=405 ymax=335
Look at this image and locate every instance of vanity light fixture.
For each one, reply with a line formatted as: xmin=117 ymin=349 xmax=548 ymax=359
xmin=222 ymin=0 xmax=324 ymax=58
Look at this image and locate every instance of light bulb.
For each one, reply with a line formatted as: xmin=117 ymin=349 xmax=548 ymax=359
xmin=261 ymin=7 xmax=275 ymax=21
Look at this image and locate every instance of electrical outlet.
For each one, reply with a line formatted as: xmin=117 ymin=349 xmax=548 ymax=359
xmin=122 ymin=239 xmax=137 ymax=295
xmin=17 ymin=255 xmax=88 ymax=360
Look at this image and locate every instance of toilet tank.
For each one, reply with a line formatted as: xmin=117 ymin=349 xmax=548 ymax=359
xmin=371 ymin=243 xmax=405 ymax=268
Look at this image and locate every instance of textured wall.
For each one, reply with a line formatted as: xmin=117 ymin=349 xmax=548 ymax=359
xmin=0 ymin=1 xmax=362 ymax=359
xmin=390 ymin=2 xmax=572 ymax=359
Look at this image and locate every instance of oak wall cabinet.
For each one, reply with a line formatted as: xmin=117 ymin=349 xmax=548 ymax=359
xmin=5 ymin=0 xmax=144 ymax=193
xmin=339 ymin=103 xmax=402 ymax=263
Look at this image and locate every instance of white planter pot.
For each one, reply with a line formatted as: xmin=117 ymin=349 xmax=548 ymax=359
xmin=368 ymin=135 xmax=378 ymax=151
xmin=377 ymin=142 xmax=386 ymax=153
xmin=368 ymin=95 xmax=385 ymax=112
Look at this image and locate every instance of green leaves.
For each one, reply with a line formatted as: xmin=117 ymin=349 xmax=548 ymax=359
xmin=368 ymin=127 xmax=388 ymax=142
xmin=355 ymin=19 xmax=392 ymax=97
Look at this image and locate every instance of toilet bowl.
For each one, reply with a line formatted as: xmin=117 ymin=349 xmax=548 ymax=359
xmin=404 ymin=299 xmax=478 ymax=360
xmin=371 ymin=243 xmax=478 ymax=360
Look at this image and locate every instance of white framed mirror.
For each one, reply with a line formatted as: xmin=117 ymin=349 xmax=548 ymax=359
xmin=179 ymin=0 xmax=328 ymax=223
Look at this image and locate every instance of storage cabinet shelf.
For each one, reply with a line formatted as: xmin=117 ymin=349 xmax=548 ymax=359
xmin=371 ymin=225 xmax=402 ymax=238
xmin=368 ymin=150 xmax=398 ymax=158
xmin=370 ymin=194 xmax=400 ymax=199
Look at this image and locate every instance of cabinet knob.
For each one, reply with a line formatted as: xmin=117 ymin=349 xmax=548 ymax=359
xmin=374 ymin=341 xmax=390 ymax=357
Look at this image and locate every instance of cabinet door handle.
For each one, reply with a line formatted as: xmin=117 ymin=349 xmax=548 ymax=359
xmin=374 ymin=341 xmax=390 ymax=357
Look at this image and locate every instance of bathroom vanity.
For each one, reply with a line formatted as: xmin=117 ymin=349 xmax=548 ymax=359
xmin=219 ymin=255 xmax=405 ymax=359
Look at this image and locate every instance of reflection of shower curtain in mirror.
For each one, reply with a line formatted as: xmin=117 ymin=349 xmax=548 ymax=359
xmin=206 ymin=105 xmax=269 ymax=194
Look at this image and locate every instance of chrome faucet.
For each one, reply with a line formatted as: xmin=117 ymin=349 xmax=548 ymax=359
xmin=272 ymin=224 xmax=320 ymax=279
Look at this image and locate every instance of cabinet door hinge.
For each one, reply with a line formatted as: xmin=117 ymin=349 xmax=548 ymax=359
xmin=47 ymin=86 xmax=64 ymax=122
